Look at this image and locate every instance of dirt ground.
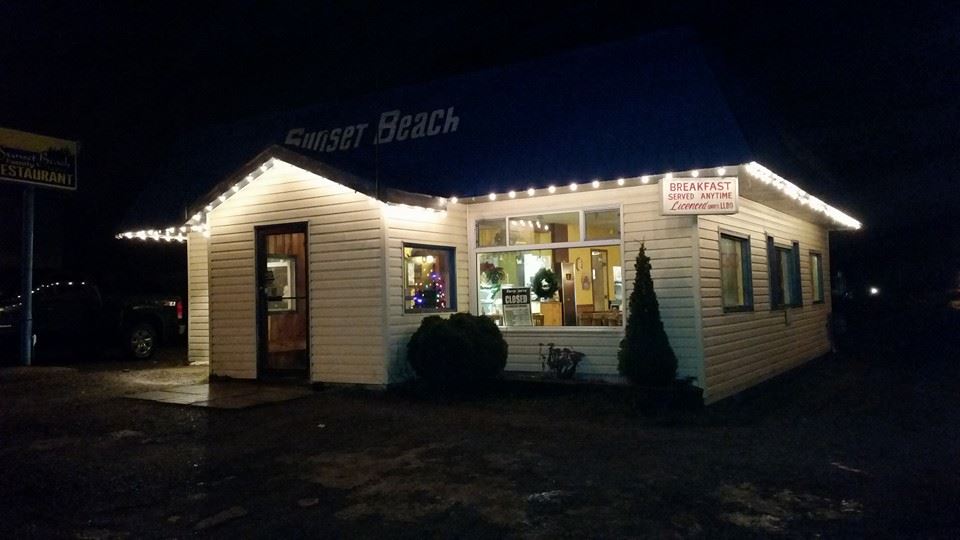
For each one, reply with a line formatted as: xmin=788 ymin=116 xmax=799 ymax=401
xmin=1 ymin=310 xmax=959 ymax=538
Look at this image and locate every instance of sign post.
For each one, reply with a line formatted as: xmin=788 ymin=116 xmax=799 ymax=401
xmin=0 ymin=127 xmax=78 ymax=366
xmin=20 ymin=187 xmax=34 ymax=365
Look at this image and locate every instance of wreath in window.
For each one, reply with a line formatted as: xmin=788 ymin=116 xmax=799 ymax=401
xmin=479 ymin=262 xmax=506 ymax=287
xmin=532 ymin=267 xmax=559 ymax=300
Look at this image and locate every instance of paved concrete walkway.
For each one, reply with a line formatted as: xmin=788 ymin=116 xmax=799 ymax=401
xmin=127 ymin=381 xmax=313 ymax=408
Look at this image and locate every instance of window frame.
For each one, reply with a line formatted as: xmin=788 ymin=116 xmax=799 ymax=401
xmin=401 ymin=242 xmax=458 ymax=314
xmin=767 ymin=237 xmax=803 ymax=310
xmin=470 ymin=204 xmax=625 ymax=331
xmin=474 ymin=205 xmax=622 ymax=252
xmin=507 ymin=211 xmax=582 ymax=246
xmin=718 ymin=229 xmax=754 ymax=313
xmin=810 ymin=250 xmax=825 ymax=304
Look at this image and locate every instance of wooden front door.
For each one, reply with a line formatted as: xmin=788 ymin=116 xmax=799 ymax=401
xmin=255 ymin=223 xmax=309 ymax=378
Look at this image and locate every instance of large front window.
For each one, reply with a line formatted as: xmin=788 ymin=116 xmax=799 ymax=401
xmin=476 ymin=209 xmax=623 ymax=327
xmin=403 ymin=244 xmax=456 ymax=312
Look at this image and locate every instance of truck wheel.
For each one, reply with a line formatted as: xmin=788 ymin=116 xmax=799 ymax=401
xmin=127 ymin=322 xmax=157 ymax=359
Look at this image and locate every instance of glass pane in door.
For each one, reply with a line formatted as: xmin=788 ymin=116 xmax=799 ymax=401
xmin=258 ymin=226 xmax=308 ymax=375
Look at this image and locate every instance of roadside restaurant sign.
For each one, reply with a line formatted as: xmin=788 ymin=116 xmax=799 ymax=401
xmin=502 ymin=287 xmax=533 ymax=327
xmin=0 ymin=127 xmax=78 ymax=190
xmin=661 ymin=176 xmax=738 ymax=215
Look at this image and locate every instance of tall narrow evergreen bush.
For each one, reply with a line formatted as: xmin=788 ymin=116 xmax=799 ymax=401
xmin=617 ymin=242 xmax=678 ymax=385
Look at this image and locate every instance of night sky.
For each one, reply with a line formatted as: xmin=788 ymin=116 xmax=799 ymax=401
xmin=1 ymin=2 xmax=958 ymax=296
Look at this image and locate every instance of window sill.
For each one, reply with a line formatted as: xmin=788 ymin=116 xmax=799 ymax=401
xmin=403 ymin=309 xmax=458 ymax=315
xmin=499 ymin=325 xmax=624 ymax=333
xmin=723 ymin=306 xmax=754 ymax=313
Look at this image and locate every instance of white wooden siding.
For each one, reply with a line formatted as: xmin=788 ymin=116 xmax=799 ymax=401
xmin=186 ymin=232 xmax=209 ymax=365
xmin=466 ymin=184 xmax=703 ymax=381
xmin=383 ymin=203 xmax=469 ymax=383
xmin=206 ymin=161 xmax=387 ymax=384
xmin=698 ymin=194 xmax=832 ymax=403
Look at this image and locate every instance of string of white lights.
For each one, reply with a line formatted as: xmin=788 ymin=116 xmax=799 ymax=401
xmin=742 ymin=162 xmax=861 ymax=229
xmin=452 ymin=163 xmax=859 ymax=230
xmin=116 ymin=159 xmax=281 ymax=242
xmin=116 ymin=159 xmax=860 ymax=243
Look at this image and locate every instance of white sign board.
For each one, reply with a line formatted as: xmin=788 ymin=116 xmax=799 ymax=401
xmin=501 ymin=287 xmax=533 ymax=327
xmin=661 ymin=177 xmax=738 ymax=215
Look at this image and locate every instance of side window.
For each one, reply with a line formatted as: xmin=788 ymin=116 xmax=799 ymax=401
xmin=719 ymin=233 xmax=753 ymax=311
xmin=768 ymin=238 xmax=802 ymax=308
xmin=403 ymin=244 xmax=456 ymax=313
xmin=810 ymin=252 xmax=824 ymax=303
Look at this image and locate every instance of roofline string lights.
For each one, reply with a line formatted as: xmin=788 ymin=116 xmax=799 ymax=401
xmin=116 ymin=158 xmax=281 ymax=242
xmin=118 ymin=160 xmax=860 ymax=243
xmin=455 ymin=162 xmax=860 ymax=230
xmin=742 ymin=162 xmax=861 ymax=229
xmin=120 ymin=157 xmax=454 ymax=241
xmin=460 ymin=169 xmax=720 ymax=204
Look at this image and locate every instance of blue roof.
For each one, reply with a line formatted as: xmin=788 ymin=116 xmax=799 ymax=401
xmin=123 ymin=28 xmax=768 ymax=229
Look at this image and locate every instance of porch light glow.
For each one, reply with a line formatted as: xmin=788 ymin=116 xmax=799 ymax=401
xmin=450 ymin=196 xmax=458 ymax=204
xmin=617 ymin=178 xmax=625 ymax=186
xmin=488 ymin=193 xmax=497 ymax=201
xmin=569 ymin=182 xmax=578 ymax=191
xmin=691 ymin=170 xmax=700 ymax=177
xmin=527 ymin=188 xmax=535 ymax=196
xmin=716 ymin=167 xmax=726 ymax=175
xmin=508 ymin=190 xmax=516 ymax=199
xmin=548 ymin=185 xmax=556 ymax=193
xmin=641 ymin=175 xmax=650 ymax=184
xmin=592 ymin=180 xmax=600 ymax=188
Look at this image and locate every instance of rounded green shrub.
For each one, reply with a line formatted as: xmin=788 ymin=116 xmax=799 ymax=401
xmin=407 ymin=313 xmax=508 ymax=386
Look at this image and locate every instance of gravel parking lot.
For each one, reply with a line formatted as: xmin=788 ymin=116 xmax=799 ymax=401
xmin=1 ymin=316 xmax=958 ymax=538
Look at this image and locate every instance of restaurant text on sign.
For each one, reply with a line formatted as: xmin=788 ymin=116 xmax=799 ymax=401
xmin=660 ymin=177 xmax=738 ymax=215
xmin=0 ymin=127 xmax=78 ymax=191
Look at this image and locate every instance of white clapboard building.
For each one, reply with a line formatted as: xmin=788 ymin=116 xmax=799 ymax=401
xmin=120 ymin=30 xmax=860 ymax=402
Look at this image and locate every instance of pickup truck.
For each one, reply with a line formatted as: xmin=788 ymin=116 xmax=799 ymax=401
xmin=0 ymin=280 xmax=184 ymax=361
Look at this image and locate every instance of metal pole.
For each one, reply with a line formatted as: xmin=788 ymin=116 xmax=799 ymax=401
xmin=20 ymin=186 xmax=34 ymax=366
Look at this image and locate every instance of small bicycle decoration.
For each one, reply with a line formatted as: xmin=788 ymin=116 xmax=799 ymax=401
xmin=539 ymin=342 xmax=585 ymax=379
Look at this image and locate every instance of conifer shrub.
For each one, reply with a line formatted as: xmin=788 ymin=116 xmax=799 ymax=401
xmin=617 ymin=242 xmax=678 ymax=385
xmin=407 ymin=313 xmax=508 ymax=387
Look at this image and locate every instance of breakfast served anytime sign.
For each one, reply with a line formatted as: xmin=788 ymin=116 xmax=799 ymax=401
xmin=660 ymin=176 xmax=738 ymax=215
